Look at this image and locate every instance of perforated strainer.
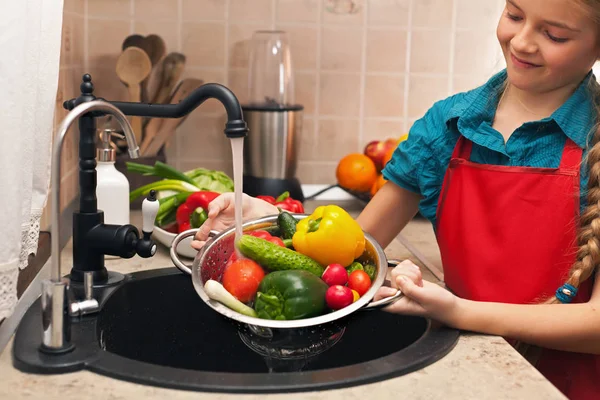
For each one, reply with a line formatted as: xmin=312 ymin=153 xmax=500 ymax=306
xmin=170 ymin=214 xmax=403 ymax=333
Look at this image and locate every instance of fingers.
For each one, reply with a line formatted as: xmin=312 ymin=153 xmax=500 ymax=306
xmin=390 ymin=260 xmax=423 ymax=288
xmin=374 ymin=286 xmax=398 ymax=301
xmin=190 ymin=239 xmax=206 ymax=251
xmin=207 ymin=193 xmax=233 ymax=218
xmin=395 ymin=274 xmax=425 ymax=303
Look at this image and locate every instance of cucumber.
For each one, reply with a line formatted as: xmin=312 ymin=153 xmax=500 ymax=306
xmin=237 ymin=235 xmax=324 ymax=277
xmin=277 ymin=211 xmax=298 ymax=239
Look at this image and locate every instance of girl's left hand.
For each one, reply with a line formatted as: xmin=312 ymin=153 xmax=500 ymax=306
xmin=374 ymin=260 xmax=460 ymax=326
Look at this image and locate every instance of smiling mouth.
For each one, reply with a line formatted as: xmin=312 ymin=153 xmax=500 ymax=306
xmin=511 ymin=53 xmax=542 ymax=68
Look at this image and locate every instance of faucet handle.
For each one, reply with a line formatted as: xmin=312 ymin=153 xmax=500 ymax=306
xmin=136 ymin=190 xmax=159 ymax=258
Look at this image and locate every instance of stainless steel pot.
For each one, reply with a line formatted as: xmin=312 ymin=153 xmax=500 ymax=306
xmin=170 ymin=214 xmax=403 ymax=360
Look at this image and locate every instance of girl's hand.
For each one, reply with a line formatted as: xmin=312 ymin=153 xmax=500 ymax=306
xmin=374 ymin=260 xmax=460 ymax=326
xmin=191 ymin=193 xmax=278 ymax=250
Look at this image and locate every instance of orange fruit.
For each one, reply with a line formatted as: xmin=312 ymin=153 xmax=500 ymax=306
xmin=336 ymin=153 xmax=378 ymax=192
xmin=370 ymin=174 xmax=387 ymax=196
xmin=382 ymin=147 xmax=395 ymax=168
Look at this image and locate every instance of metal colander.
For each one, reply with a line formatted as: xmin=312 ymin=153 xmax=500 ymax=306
xmin=170 ymin=214 xmax=403 ymax=331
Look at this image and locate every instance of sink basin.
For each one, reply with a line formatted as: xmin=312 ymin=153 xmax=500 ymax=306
xmin=13 ymin=267 xmax=459 ymax=393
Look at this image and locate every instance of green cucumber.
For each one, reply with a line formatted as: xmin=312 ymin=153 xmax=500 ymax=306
xmin=237 ymin=235 xmax=324 ymax=277
xmin=277 ymin=211 xmax=298 ymax=240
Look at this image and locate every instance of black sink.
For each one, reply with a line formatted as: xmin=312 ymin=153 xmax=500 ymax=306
xmin=13 ymin=268 xmax=459 ymax=393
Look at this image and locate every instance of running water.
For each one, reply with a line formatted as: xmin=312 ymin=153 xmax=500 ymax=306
xmin=230 ymin=137 xmax=244 ymax=244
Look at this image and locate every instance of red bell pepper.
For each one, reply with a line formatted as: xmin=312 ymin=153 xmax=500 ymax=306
xmin=175 ymin=191 xmax=220 ymax=233
xmin=256 ymin=192 xmax=304 ymax=213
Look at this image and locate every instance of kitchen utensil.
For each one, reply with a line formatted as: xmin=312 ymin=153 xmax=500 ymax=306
xmin=145 ymin=34 xmax=166 ymax=65
xmin=122 ymin=34 xmax=149 ymax=53
xmin=140 ymin=78 xmax=204 ymax=156
xmin=115 ymin=46 xmax=152 ymax=144
xmin=142 ymin=34 xmax=167 ymax=103
xmin=242 ymin=30 xmax=304 ymax=201
xmin=151 ymin=52 xmax=186 ymax=105
xmin=169 ymin=214 xmax=403 ymax=357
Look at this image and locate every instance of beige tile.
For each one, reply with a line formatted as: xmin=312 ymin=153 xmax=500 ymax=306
xmin=408 ymin=75 xmax=449 ymax=118
xmin=64 ymin=0 xmax=85 ymax=14
xmin=321 ymin=26 xmax=362 ymax=71
xmin=182 ymin=22 xmax=226 ymax=67
xmin=318 ymin=73 xmax=361 ymax=116
xmin=276 ymin=25 xmax=318 ymax=70
xmin=133 ymin=0 xmax=178 ymax=20
xmin=276 ymin=0 xmax=319 ymax=23
xmin=410 ymin=30 xmax=451 ymax=74
xmin=228 ymin=23 xmax=268 ymax=68
xmin=88 ymin=19 xmax=130 ymax=60
xmin=178 ymin=113 xmax=231 ymax=160
xmin=315 ymin=118 xmax=360 ymax=161
xmin=453 ymin=30 xmax=504 ymax=76
xmin=364 ymin=75 xmax=404 ymax=118
xmin=72 ymin=16 xmax=85 ymax=66
xmin=87 ymin=0 xmax=131 ymax=17
xmin=452 ymin=74 xmax=489 ymax=94
xmin=323 ymin=0 xmax=365 ymax=25
xmin=228 ymin=68 xmax=250 ymax=105
xmin=309 ymin=162 xmax=339 ymax=184
xmin=363 ymin=119 xmax=405 ymax=145
xmin=413 ymin=0 xmax=454 ymax=28
xmin=182 ymin=0 xmax=226 ymax=20
xmin=456 ymin=0 xmax=502 ymax=30
xmin=59 ymin=13 xmax=74 ymax=67
xmin=133 ymin=21 xmax=178 ymax=54
xmin=294 ymin=71 xmax=317 ymax=114
xmin=181 ymin=68 xmax=227 ymax=113
xmin=86 ymin=67 xmax=130 ymax=102
xmin=228 ymin=0 xmax=272 ymax=22
xmin=367 ymin=0 xmax=410 ymax=26
xmin=297 ymin=117 xmax=316 ymax=161
xmin=366 ymin=29 xmax=406 ymax=73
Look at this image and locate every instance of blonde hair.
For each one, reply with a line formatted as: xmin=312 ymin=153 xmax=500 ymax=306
xmin=544 ymin=0 xmax=600 ymax=304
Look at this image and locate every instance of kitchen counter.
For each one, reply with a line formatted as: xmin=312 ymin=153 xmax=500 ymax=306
xmin=0 ymin=200 xmax=566 ymax=399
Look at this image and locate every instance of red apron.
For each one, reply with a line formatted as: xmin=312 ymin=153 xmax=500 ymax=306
xmin=436 ymin=135 xmax=599 ymax=399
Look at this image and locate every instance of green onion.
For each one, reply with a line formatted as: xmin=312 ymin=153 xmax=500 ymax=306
xmin=129 ymin=180 xmax=198 ymax=202
xmin=126 ymin=161 xmax=196 ymax=186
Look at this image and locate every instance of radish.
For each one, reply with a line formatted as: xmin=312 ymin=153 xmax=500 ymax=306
xmin=321 ymin=263 xmax=348 ymax=286
xmin=325 ymin=285 xmax=354 ymax=310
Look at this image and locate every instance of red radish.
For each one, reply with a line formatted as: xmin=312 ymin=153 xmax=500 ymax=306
xmin=321 ymin=263 xmax=348 ymax=286
xmin=325 ymin=285 xmax=354 ymax=310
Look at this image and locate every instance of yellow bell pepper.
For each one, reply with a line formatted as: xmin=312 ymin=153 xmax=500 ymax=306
xmin=292 ymin=205 xmax=365 ymax=267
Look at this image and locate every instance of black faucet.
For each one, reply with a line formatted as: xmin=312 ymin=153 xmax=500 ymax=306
xmin=63 ymin=74 xmax=248 ymax=284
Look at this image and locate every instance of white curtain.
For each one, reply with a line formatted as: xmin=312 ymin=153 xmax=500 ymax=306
xmin=0 ymin=0 xmax=63 ymax=320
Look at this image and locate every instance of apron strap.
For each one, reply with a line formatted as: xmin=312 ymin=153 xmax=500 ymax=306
xmin=452 ymin=136 xmax=582 ymax=172
xmin=559 ymin=138 xmax=583 ymax=172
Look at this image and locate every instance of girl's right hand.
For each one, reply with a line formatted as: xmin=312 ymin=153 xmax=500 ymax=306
xmin=191 ymin=193 xmax=279 ymax=250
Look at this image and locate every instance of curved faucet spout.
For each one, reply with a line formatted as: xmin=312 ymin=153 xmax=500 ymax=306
xmin=51 ymin=100 xmax=138 ymax=282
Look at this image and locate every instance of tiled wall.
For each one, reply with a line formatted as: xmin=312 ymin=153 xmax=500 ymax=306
xmin=40 ymin=0 xmax=86 ymax=230
xmin=82 ymin=0 xmax=507 ymax=184
xmin=44 ymin=0 xmax=507 ymax=227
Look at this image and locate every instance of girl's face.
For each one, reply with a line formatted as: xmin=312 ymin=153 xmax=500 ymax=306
xmin=497 ymin=0 xmax=600 ymax=93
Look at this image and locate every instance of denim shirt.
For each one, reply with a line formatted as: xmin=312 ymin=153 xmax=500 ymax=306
xmin=383 ymin=69 xmax=596 ymax=226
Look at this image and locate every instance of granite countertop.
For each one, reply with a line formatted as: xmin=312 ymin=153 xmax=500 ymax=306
xmin=0 ymin=200 xmax=566 ymax=399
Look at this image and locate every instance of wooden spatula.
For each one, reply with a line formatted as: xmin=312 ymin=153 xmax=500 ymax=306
xmin=140 ymin=78 xmax=204 ymax=157
xmin=116 ymin=46 xmax=152 ymax=144
xmin=151 ymin=52 xmax=186 ymax=104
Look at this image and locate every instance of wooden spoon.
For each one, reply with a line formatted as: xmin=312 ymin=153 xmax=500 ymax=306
xmin=115 ymin=46 xmax=152 ymax=144
xmin=145 ymin=34 xmax=166 ymax=65
xmin=141 ymin=78 xmax=204 ymax=156
xmin=151 ymin=52 xmax=186 ymax=105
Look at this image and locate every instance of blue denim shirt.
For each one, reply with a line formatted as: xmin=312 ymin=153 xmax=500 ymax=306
xmin=382 ymin=69 xmax=596 ymax=226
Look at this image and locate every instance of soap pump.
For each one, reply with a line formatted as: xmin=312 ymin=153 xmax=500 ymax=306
xmin=96 ymin=129 xmax=130 ymax=225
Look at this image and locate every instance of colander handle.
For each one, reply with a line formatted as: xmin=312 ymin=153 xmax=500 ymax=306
xmin=362 ymin=259 xmax=404 ymax=310
xmin=170 ymin=228 xmax=218 ymax=276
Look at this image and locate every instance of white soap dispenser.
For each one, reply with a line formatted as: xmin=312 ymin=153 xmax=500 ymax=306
xmin=96 ymin=129 xmax=130 ymax=225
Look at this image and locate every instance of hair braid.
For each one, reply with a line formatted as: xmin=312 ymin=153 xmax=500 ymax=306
xmin=546 ymin=77 xmax=600 ymax=303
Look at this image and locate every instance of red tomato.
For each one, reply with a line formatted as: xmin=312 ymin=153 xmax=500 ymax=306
xmin=222 ymin=259 xmax=265 ymax=303
xmin=248 ymin=230 xmax=285 ymax=247
xmin=348 ymin=270 xmax=371 ymax=296
xmin=325 ymin=285 xmax=354 ymax=310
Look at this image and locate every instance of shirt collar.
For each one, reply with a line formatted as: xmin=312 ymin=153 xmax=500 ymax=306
xmin=445 ymin=69 xmax=596 ymax=149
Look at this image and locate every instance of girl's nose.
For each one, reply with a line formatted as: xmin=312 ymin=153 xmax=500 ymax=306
xmin=511 ymin=26 xmax=537 ymax=54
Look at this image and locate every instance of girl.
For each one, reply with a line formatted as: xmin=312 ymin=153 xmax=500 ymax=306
xmin=192 ymin=0 xmax=600 ymax=397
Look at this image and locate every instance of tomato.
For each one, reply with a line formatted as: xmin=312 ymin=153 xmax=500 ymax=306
xmin=325 ymin=285 xmax=354 ymax=310
xmin=348 ymin=270 xmax=371 ymax=296
xmin=222 ymin=259 xmax=265 ymax=303
xmin=248 ymin=230 xmax=285 ymax=247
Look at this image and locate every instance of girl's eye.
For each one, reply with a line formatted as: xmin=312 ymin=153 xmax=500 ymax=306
xmin=507 ymin=12 xmax=522 ymax=21
xmin=546 ymin=32 xmax=568 ymax=43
